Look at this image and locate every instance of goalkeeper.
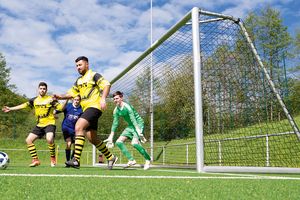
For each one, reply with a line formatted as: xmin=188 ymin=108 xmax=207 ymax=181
xmin=104 ymin=91 xmax=151 ymax=170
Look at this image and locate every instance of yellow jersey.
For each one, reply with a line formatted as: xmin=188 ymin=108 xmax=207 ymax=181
xmin=67 ymin=69 xmax=110 ymax=111
xmin=20 ymin=95 xmax=63 ymax=127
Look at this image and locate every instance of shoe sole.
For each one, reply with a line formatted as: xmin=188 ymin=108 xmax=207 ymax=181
xmin=123 ymin=162 xmax=137 ymax=169
xmin=29 ymin=163 xmax=40 ymax=167
xmin=65 ymin=161 xmax=80 ymax=169
xmin=108 ymin=156 xmax=118 ymax=170
xmin=66 ymin=163 xmax=80 ymax=169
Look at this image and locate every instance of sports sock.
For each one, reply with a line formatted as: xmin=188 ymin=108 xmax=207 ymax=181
xmin=27 ymin=144 xmax=38 ymax=159
xmin=74 ymin=136 xmax=85 ymax=162
xmin=95 ymin=141 xmax=114 ymax=160
xmin=71 ymin=149 xmax=75 ymax=160
xmin=116 ymin=141 xmax=134 ymax=160
xmin=65 ymin=149 xmax=71 ymax=161
xmin=48 ymin=143 xmax=56 ymax=157
xmin=133 ymin=144 xmax=151 ymax=160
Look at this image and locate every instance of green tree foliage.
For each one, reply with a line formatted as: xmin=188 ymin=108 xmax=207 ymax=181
xmin=0 ymin=53 xmax=34 ymax=139
xmin=154 ymin=56 xmax=195 ymax=140
xmin=244 ymin=6 xmax=295 ymax=120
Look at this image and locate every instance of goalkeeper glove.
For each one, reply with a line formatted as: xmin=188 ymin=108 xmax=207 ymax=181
xmin=139 ymin=134 xmax=147 ymax=144
xmin=103 ymin=138 xmax=114 ymax=148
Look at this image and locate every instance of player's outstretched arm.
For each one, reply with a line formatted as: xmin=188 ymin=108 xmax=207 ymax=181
xmin=2 ymin=106 xmax=10 ymax=113
xmin=2 ymin=103 xmax=27 ymax=113
xmin=53 ymin=93 xmax=73 ymax=100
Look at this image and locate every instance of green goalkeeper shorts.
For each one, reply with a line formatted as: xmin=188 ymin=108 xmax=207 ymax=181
xmin=120 ymin=126 xmax=144 ymax=141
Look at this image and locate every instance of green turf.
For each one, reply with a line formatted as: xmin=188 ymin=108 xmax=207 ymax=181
xmin=1 ymin=164 xmax=300 ymax=200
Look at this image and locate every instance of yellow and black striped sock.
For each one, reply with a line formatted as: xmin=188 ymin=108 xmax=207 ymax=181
xmin=27 ymin=144 xmax=38 ymax=159
xmin=74 ymin=136 xmax=85 ymax=162
xmin=48 ymin=143 xmax=56 ymax=157
xmin=96 ymin=141 xmax=113 ymax=160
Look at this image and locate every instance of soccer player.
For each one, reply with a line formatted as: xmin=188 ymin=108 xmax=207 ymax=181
xmin=55 ymin=96 xmax=83 ymax=165
xmin=53 ymin=56 xmax=118 ymax=169
xmin=104 ymin=91 xmax=151 ymax=170
xmin=2 ymin=82 xmax=63 ymax=167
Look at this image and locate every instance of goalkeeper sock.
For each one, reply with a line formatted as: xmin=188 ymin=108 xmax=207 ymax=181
xmin=116 ymin=141 xmax=134 ymax=160
xmin=133 ymin=144 xmax=151 ymax=160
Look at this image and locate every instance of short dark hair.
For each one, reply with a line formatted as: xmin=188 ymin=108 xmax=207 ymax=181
xmin=113 ymin=91 xmax=123 ymax=98
xmin=75 ymin=56 xmax=89 ymax=63
xmin=74 ymin=95 xmax=81 ymax=100
xmin=38 ymin=82 xmax=47 ymax=89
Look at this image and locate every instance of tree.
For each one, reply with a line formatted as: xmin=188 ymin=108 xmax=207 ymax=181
xmin=244 ymin=6 xmax=293 ymax=121
xmin=0 ymin=53 xmax=32 ymax=139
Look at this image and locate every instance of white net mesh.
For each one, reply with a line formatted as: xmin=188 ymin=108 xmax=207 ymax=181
xmin=98 ymin=10 xmax=300 ymax=169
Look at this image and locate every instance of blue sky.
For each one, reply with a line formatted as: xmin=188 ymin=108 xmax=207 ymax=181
xmin=0 ymin=0 xmax=299 ymax=97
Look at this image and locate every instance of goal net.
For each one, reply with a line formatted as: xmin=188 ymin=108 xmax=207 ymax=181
xmin=94 ymin=7 xmax=300 ymax=173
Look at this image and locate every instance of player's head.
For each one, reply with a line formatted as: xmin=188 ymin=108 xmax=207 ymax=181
xmin=73 ymin=95 xmax=81 ymax=107
xmin=112 ymin=91 xmax=123 ymax=106
xmin=38 ymin=82 xmax=47 ymax=96
xmin=75 ymin=56 xmax=89 ymax=75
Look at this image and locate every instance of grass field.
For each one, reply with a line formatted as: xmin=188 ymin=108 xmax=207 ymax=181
xmin=1 ymin=114 xmax=300 ymax=199
xmin=1 ymin=163 xmax=300 ymax=200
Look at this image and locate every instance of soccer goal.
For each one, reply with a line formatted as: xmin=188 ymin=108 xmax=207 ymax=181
xmin=93 ymin=7 xmax=300 ymax=173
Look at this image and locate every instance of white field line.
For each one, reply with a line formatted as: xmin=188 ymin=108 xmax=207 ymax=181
xmin=150 ymin=169 xmax=295 ymax=178
xmin=1 ymin=173 xmax=300 ymax=180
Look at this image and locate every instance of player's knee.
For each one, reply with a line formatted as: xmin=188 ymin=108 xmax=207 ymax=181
xmin=75 ymin=125 xmax=84 ymax=133
xmin=115 ymin=140 xmax=123 ymax=147
xmin=25 ymin=138 xmax=32 ymax=144
xmin=131 ymin=138 xmax=139 ymax=146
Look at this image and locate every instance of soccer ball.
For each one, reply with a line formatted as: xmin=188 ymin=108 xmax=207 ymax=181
xmin=0 ymin=151 xmax=10 ymax=169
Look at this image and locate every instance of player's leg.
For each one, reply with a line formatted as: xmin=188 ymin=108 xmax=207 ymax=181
xmin=131 ymin=138 xmax=151 ymax=160
xmin=65 ymin=117 xmax=89 ymax=168
xmin=45 ymin=125 xmax=56 ymax=167
xmin=86 ymin=129 xmax=118 ymax=169
xmin=67 ymin=107 xmax=103 ymax=168
xmin=70 ymin=134 xmax=75 ymax=159
xmin=65 ymin=137 xmax=72 ymax=161
xmin=115 ymin=135 xmax=136 ymax=167
xmin=25 ymin=131 xmax=40 ymax=167
xmin=132 ymin=136 xmax=151 ymax=170
xmin=116 ymin=128 xmax=137 ymax=167
xmin=63 ymin=129 xmax=73 ymax=162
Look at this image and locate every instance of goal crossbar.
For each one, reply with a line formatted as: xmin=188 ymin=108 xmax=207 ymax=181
xmin=93 ymin=7 xmax=300 ymax=173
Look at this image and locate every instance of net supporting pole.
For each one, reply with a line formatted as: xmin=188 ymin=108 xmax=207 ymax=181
xmin=150 ymin=0 xmax=154 ymax=161
xmin=238 ymin=21 xmax=300 ymax=140
xmin=191 ymin=7 xmax=204 ymax=173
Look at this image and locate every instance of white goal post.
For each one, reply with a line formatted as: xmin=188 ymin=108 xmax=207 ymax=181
xmin=93 ymin=7 xmax=300 ymax=173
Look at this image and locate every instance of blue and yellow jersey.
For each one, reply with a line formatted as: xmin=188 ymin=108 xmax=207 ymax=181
xmin=67 ymin=69 xmax=110 ymax=111
xmin=19 ymin=95 xmax=63 ymax=127
xmin=111 ymin=102 xmax=144 ymax=133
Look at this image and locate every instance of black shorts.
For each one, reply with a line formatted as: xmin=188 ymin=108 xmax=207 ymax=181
xmin=80 ymin=107 xmax=102 ymax=131
xmin=63 ymin=131 xmax=75 ymax=143
xmin=31 ymin=125 xmax=56 ymax=138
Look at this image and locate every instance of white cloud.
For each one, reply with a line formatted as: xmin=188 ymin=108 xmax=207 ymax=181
xmin=0 ymin=0 xmax=298 ymax=98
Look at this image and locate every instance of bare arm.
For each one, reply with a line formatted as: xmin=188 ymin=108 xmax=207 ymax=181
xmin=2 ymin=103 xmax=27 ymax=113
xmin=100 ymin=85 xmax=111 ymax=110
xmin=61 ymin=99 xmax=69 ymax=111
xmin=53 ymin=94 xmax=73 ymax=100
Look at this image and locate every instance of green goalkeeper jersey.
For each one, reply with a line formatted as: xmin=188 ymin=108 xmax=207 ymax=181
xmin=111 ymin=102 xmax=144 ymax=133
